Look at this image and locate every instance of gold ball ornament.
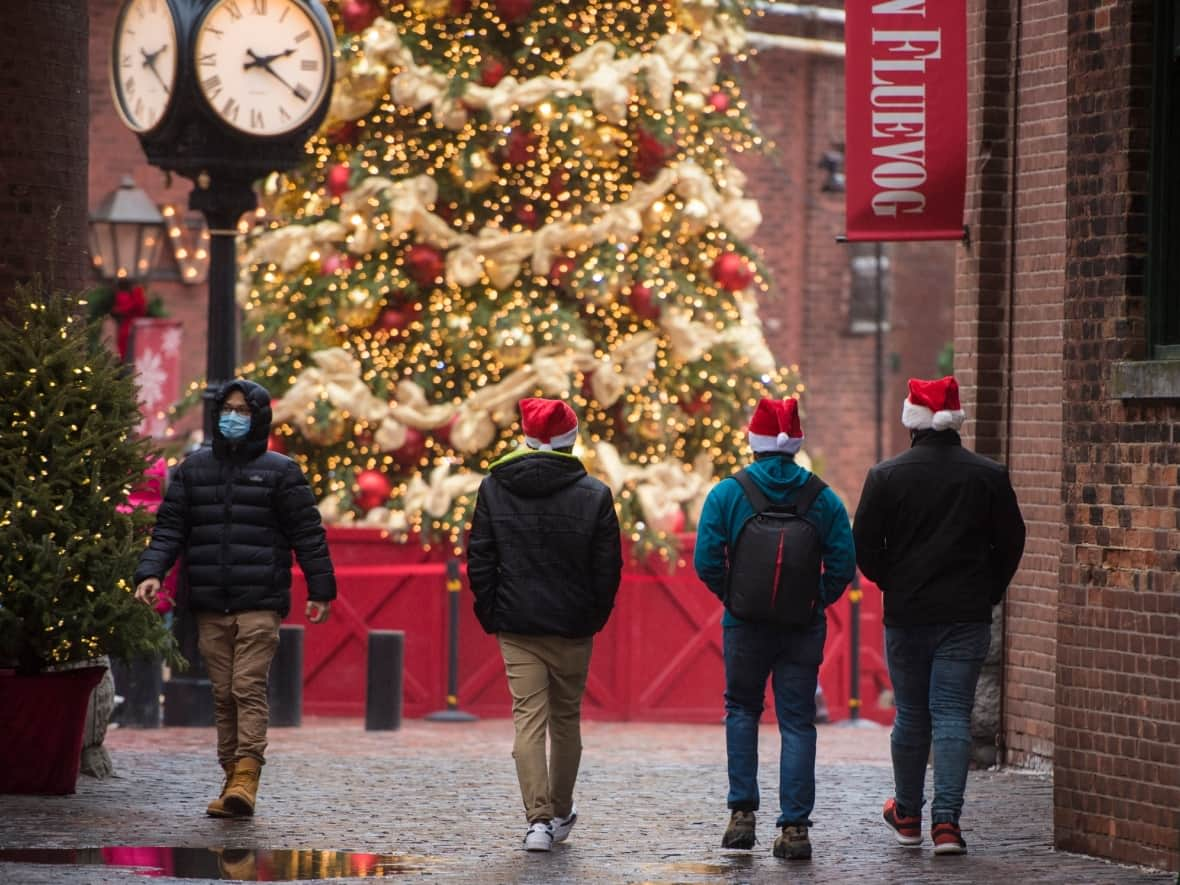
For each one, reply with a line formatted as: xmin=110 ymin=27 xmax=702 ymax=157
xmin=451 ymin=149 xmax=497 ymax=193
xmin=302 ymin=410 xmax=348 ymax=446
xmin=489 ymin=326 xmax=535 ymax=369
xmin=629 ymin=399 xmax=668 ymax=443
xmin=672 ymin=0 xmax=712 ymax=30
xmin=338 ymin=286 xmax=383 ymax=328
xmin=679 ymin=198 xmax=712 ymax=236
xmin=583 ymin=125 xmax=626 ymax=161
xmin=288 ymin=315 xmax=341 ymax=351
xmin=343 ymin=57 xmax=390 ymax=107
xmin=409 ymin=0 xmax=450 ymax=17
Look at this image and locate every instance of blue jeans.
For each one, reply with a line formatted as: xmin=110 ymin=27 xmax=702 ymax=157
xmin=723 ymin=617 xmax=827 ymax=827
xmin=885 ymin=621 xmax=991 ymax=825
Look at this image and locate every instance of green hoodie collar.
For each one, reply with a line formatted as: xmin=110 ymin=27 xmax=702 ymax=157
xmin=490 ymin=445 xmax=581 ymax=470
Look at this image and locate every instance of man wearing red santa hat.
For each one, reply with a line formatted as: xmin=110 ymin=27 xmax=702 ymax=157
xmin=854 ymin=376 xmax=1025 ymax=855
xmin=694 ymin=397 xmax=856 ymax=861
xmin=467 ymin=397 xmax=623 ymax=853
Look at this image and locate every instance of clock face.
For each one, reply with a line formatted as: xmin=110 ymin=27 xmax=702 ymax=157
xmin=194 ymin=0 xmax=333 ymax=138
xmin=110 ymin=0 xmax=178 ymax=133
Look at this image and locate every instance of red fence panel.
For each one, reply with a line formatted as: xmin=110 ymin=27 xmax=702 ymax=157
xmin=288 ymin=528 xmax=893 ymax=725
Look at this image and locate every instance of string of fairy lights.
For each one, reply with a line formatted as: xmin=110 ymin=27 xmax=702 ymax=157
xmin=236 ymin=0 xmax=805 ymax=554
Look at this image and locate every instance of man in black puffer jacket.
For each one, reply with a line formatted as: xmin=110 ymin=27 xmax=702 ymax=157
xmin=467 ymin=397 xmax=622 ymax=853
xmin=854 ymin=376 xmax=1024 ymax=856
xmin=133 ymin=379 xmax=335 ymax=818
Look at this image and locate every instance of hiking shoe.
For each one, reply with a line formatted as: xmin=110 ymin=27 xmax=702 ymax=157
xmin=772 ymin=823 xmax=812 ymax=860
xmin=523 ymin=821 xmax=554 ymax=852
xmin=932 ymin=821 xmax=967 ymax=855
xmin=882 ymin=798 xmax=922 ymax=846
xmin=721 ymin=810 xmax=757 ymax=849
xmin=551 ymin=806 xmax=577 ymax=843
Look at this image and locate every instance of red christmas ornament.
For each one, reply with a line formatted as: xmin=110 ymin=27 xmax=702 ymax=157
xmin=661 ymin=508 xmax=687 ymax=534
xmin=707 ymin=90 xmax=731 ymax=113
xmin=495 ymin=0 xmax=534 ymax=24
xmin=319 ymin=252 xmax=354 ymax=276
xmin=354 ymin=469 xmax=393 ymax=512
xmin=634 ymin=127 xmax=672 ymax=180
xmin=480 ymin=57 xmax=507 ymax=88
xmin=548 ymin=256 xmax=576 ymax=290
xmin=327 ymin=163 xmax=351 ymax=198
xmin=681 ymin=393 xmax=711 ymax=417
xmin=546 ymin=168 xmax=569 ymax=198
xmin=326 ymin=120 xmax=358 ymax=146
xmin=433 ymin=414 xmax=458 ymax=447
xmin=394 ymin=428 xmax=427 ymax=466
xmin=711 ymin=252 xmax=754 ymax=292
xmin=340 ymin=0 xmax=379 ymax=33
xmin=450 ymin=0 xmax=471 ymax=13
xmin=268 ymin=433 xmax=288 ymax=454
xmin=627 ymin=282 xmax=660 ymax=321
xmin=514 ymin=203 xmax=540 ymax=229
xmin=504 ymin=129 xmax=537 ymax=166
xmin=376 ymin=302 xmax=419 ymax=331
xmin=405 ymin=243 xmax=445 ymax=288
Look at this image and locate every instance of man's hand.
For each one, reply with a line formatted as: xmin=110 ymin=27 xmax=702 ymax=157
xmin=306 ymin=600 xmax=331 ymax=624
xmin=135 ymin=577 xmax=161 ymax=607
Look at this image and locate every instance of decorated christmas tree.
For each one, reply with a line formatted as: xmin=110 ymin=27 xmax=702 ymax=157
xmin=0 ymin=277 xmax=179 ymax=673
xmin=239 ymin=0 xmax=804 ymax=554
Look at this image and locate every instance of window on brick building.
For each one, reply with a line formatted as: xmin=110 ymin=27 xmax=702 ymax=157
xmin=847 ymin=242 xmax=891 ymax=334
xmin=1148 ymin=0 xmax=1180 ymax=354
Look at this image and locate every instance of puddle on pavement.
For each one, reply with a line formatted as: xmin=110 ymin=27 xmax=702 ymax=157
xmin=639 ymin=857 xmax=757 ymax=881
xmin=0 ymin=848 xmax=435 ymax=879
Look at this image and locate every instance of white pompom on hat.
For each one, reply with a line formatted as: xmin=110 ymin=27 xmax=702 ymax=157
xmin=902 ymin=376 xmax=966 ymax=431
xmin=519 ymin=397 xmax=579 ymax=450
xmin=747 ymin=397 xmax=805 ymax=454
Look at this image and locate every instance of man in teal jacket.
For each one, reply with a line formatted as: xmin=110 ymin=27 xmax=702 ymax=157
xmin=694 ymin=397 xmax=855 ymax=861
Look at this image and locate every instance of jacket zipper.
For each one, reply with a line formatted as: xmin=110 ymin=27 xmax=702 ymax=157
xmin=221 ymin=462 xmax=233 ymax=611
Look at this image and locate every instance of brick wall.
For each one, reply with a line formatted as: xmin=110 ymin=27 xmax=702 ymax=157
xmin=0 ymin=0 xmax=90 ymax=304
xmin=1055 ymin=0 xmax=1180 ymax=871
xmin=739 ymin=6 xmax=956 ymax=511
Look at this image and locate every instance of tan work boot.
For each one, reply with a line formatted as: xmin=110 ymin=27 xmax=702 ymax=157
xmin=206 ymin=764 xmax=235 ymax=818
xmin=222 ymin=757 xmax=262 ymax=816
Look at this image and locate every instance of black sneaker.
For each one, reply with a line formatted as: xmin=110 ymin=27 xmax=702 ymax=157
xmin=772 ymin=823 xmax=812 ymax=860
xmin=721 ymin=810 xmax=756 ymax=849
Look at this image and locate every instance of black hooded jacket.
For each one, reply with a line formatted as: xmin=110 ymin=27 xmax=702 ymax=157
xmin=134 ymin=379 xmax=336 ymax=616
xmin=852 ymin=430 xmax=1025 ymax=627
xmin=466 ymin=449 xmax=623 ymax=637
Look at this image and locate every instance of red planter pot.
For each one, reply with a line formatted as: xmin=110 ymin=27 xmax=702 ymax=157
xmin=0 ymin=666 xmax=106 ymax=795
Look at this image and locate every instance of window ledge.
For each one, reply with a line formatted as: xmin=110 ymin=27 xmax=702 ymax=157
xmin=1110 ymin=359 xmax=1180 ymax=400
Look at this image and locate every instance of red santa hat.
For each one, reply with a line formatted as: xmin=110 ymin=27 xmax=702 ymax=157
xmin=748 ymin=397 xmax=805 ymax=454
xmin=902 ymin=376 xmax=966 ymax=431
xmin=519 ymin=397 xmax=579 ymax=450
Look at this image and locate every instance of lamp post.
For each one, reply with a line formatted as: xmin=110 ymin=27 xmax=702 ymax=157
xmin=88 ymin=177 xmax=165 ymax=284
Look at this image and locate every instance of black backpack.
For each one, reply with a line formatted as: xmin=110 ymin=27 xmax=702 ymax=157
xmin=724 ymin=471 xmax=827 ymax=627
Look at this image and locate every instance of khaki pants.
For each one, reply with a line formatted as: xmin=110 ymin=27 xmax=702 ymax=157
xmin=196 ymin=610 xmax=281 ymax=767
xmin=498 ymin=633 xmax=594 ymax=824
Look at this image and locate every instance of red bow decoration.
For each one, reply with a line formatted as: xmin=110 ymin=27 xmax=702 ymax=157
xmin=111 ymin=284 xmax=147 ymax=361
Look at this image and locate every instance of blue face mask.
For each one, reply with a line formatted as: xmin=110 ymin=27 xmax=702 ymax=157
xmin=219 ymin=412 xmax=252 ymax=440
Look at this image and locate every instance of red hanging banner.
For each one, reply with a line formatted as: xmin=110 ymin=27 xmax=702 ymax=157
xmin=844 ymin=0 xmax=967 ymax=242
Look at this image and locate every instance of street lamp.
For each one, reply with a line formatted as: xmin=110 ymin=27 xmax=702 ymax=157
xmin=88 ymin=176 xmax=165 ymax=283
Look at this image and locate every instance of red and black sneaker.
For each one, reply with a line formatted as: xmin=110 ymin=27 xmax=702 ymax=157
xmin=882 ymin=798 xmax=922 ymax=846
xmin=932 ymin=821 xmax=967 ymax=855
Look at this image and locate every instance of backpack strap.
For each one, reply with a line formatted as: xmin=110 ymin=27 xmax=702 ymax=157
xmin=792 ymin=474 xmax=828 ymax=517
xmin=733 ymin=469 xmax=772 ymax=514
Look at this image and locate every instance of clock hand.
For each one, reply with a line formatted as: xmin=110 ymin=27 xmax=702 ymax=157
xmin=140 ymin=45 xmax=171 ymax=95
xmin=243 ymin=48 xmax=304 ymax=99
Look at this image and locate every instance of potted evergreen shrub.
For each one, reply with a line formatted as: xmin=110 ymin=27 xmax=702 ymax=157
xmin=0 ymin=276 xmax=179 ymax=794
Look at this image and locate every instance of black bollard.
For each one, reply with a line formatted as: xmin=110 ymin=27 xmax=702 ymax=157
xmin=365 ymin=630 xmax=405 ymax=731
xmin=268 ymin=625 xmax=304 ymax=727
xmin=425 ymin=558 xmax=478 ymax=722
xmin=110 ymin=655 xmax=164 ymax=728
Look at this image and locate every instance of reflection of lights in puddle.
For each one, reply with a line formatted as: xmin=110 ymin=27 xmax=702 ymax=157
xmin=637 ymin=857 xmax=757 ymax=881
xmin=0 ymin=848 xmax=440 ymax=879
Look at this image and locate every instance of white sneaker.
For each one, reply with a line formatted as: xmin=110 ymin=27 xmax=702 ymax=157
xmin=523 ymin=821 xmax=554 ymax=852
xmin=551 ymin=806 xmax=578 ymax=843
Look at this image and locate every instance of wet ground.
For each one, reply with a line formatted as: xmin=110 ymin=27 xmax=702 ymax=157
xmin=0 ymin=719 xmax=1172 ymax=884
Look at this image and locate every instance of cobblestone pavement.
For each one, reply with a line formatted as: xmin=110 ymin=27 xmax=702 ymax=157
xmin=0 ymin=719 xmax=1172 ymax=884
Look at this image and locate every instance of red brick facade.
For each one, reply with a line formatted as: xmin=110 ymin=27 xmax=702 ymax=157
xmin=963 ymin=0 xmax=1178 ymax=871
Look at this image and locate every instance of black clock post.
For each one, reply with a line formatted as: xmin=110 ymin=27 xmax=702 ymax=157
xmin=110 ymin=0 xmax=335 ymax=725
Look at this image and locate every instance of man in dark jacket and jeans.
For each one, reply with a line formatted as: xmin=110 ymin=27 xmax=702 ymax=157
xmin=467 ymin=397 xmax=622 ymax=852
xmin=134 ymin=379 xmax=336 ymax=817
xmin=853 ymin=376 xmax=1025 ymax=855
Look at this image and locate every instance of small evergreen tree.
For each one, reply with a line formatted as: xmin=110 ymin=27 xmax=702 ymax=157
xmin=0 ymin=277 xmax=179 ymax=674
